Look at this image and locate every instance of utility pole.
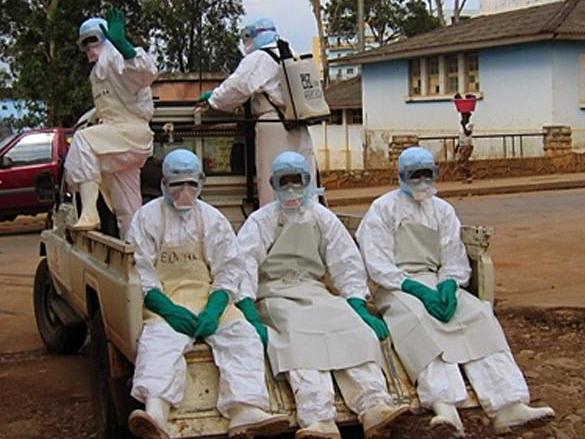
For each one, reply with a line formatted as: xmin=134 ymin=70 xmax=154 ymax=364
xmin=357 ymin=0 xmax=365 ymax=52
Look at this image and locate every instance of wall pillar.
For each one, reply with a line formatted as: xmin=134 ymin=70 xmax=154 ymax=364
xmin=543 ymin=126 xmax=572 ymax=157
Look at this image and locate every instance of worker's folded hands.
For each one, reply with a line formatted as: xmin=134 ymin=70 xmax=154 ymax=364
xmin=144 ymin=288 xmax=199 ymax=336
xmin=401 ymin=279 xmax=454 ymax=323
xmin=347 ymin=297 xmax=390 ymax=340
xmin=193 ymin=290 xmax=229 ymax=338
xmin=437 ymin=279 xmax=458 ymax=322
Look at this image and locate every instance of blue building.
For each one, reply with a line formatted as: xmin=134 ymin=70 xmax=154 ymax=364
xmin=344 ymin=0 xmax=585 ymax=151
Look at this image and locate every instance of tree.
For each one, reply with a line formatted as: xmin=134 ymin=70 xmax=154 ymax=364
xmin=324 ymin=0 xmax=440 ymax=48
xmin=426 ymin=0 xmax=469 ymax=25
xmin=0 ymin=0 xmax=147 ymax=128
xmin=143 ymin=0 xmax=243 ymax=73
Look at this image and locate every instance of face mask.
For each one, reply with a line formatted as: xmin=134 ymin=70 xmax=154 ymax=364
xmin=408 ymin=180 xmax=437 ymax=202
xmin=169 ymin=184 xmax=199 ymax=210
xmin=84 ymin=44 xmax=103 ymax=63
xmin=241 ymin=38 xmax=255 ymax=54
xmin=276 ymin=186 xmax=305 ymax=211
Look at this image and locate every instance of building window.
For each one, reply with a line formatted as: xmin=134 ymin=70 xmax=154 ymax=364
xmin=445 ymin=55 xmax=459 ymax=94
xmin=427 ymin=56 xmax=440 ymax=95
xmin=347 ymin=67 xmax=354 ymax=75
xmin=409 ymin=59 xmax=422 ymax=96
xmin=408 ymin=52 xmax=479 ymax=98
xmin=347 ymin=108 xmax=362 ymax=124
xmin=466 ymin=53 xmax=480 ymax=93
xmin=329 ymin=109 xmax=343 ymax=125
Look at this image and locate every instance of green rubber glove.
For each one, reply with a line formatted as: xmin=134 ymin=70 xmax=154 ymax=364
xmin=437 ymin=279 xmax=458 ymax=322
xmin=347 ymin=297 xmax=390 ymax=340
xmin=100 ymin=7 xmax=137 ymax=59
xmin=194 ymin=290 xmax=229 ymax=338
xmin=197 ymin=90 xmax=214 ymax=102
xmin=144 ymin=288 xmax=198 ymax=336
xmin=236 ymin=298 xmax=268 ymax=347
xmin=401 ymin=279 xmax=450 ymax=323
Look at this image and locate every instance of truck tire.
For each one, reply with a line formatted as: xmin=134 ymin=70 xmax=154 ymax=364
xmin=33 ymin=258 xmax=87 ymax=354
xmin=89 ymin=309 xmax=136 ymax=439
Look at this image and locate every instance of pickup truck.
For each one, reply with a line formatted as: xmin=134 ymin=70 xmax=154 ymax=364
xmin=33 ymin=103 xmax=495 ymax=438
xmin=0 ymin=128 xmax=72 ymax=222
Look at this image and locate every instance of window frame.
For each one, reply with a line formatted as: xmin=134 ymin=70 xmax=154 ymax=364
xmin=406 ymin=51 xmax=481 ymax=101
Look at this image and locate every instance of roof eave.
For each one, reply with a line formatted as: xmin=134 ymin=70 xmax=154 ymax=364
xmin=342 ymin=33 xmax=566 ymax=65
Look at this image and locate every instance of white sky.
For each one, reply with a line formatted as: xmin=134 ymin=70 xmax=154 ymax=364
xmin=242 ymin=0 xmax=481 ymax=52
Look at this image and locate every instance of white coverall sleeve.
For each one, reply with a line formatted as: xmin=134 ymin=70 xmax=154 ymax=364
xmin=316 ymin=207 xmax=371 ymax=299
xmin=236 ymin=217 xmax=269 ymax=301
xmin=111 ymin=47 xmax=158 ymax=95
xmin=437 ymin=203 xmax=472 ymax=286
xmin=127 ymin=209 xmax=162 ymax=295
xmin=202 ymin=209 xmax=246 ymax=302
xmin=356 ymin=200 xmax=406 ymax=291
xmin=209 ymin=52 xmax=274 ymax=112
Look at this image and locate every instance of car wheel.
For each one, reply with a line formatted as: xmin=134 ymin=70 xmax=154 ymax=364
xmin=89 ymin=308 xmax=137 ymax=439
xmin=33 ymin=258 xmax=87 ymax=354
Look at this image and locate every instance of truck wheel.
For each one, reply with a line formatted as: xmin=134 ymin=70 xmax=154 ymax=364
xmin=33 ymin=258 xmax=87 ymax=354
xmin=89 ymin=309 xmax=136 ymax=439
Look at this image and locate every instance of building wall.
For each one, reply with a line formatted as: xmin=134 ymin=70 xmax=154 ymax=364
xmin=363 ymin=43 xmax=557 ymax=133
xmin=550 ymin=41 xmax=585 ymax=148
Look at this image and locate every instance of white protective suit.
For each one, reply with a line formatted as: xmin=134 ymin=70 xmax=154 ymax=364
xmin=127 ymin=197 xmax=269 ymax=415
xmin=238 ymin=200 xmax=394 ymax=427
xmin=65 ymin=41 xmax=157 ymax=236
xmin=208 ymin=46 xmax=317 ymax=206
xmin=356 ymin=189 xmax=530 ymax=416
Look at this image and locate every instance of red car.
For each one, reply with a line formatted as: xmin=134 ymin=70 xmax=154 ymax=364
xmin=0 ymin=128 xmax=72 ymax=222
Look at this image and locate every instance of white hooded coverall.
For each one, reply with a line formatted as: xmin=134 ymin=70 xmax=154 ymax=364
xmin=209 ymin=45 xmax=317 ymax=207
xmin=65 ymin=41 xmax=157 ymax=236
xmin=127 ymin=198 xmax=270 ymax=416
xmin=356 ymin=190 xmax=530 ymax=416
xmin=238 ymin=201 xmax=393 ymax=427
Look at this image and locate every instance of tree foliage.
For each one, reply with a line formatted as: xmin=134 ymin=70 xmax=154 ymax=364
xmin=0 ymin=0 xmax=244 ymax=128
xmin=324 ymin=0 xmax=440 ymax=48
xmin=144 ymin=0 xmax=243 ymax=73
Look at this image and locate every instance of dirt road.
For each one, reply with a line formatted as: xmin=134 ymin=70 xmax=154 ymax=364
xmin=1 ymin=189 xmax=584 ymax=438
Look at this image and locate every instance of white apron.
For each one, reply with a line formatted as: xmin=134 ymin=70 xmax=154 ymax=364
xmin=257 ymin=217 xmax=383 ymax=376
xmin=77 ymin=68 xmax=153 ymax=156
xmin=375 ymin=219 xmax=510 ymax=383
xmin=144 ymin=204 xmax=243 ymax=325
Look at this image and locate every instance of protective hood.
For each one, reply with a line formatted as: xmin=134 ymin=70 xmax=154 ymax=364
xmin=398 ymin=146 xmax=438 ymax=201
xmin=161 ymin=148 xmax=206 ymax=212
xmin=240 ymin=17 xmax=279 ymax=54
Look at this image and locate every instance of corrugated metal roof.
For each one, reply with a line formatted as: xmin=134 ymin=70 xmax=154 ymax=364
xmin=324 ymin=76 xmax=362 ymax=109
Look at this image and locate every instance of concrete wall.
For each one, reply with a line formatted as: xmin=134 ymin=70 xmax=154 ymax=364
xmin=309 ymin=123 xmax=363 ymax=170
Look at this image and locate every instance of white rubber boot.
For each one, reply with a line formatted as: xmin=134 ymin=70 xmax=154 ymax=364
xmin=430 ymin=402 xmax=465 ymax=437
xmin=227 ymin=404 xmax=289 ymax=438
xmin=295 ymin=420 xmax=341 ymax=439
xmin=128 ymin=397 xmax=171 ymax=439
xmin=72 ymin=181 xmax=100 ymax=230
xmin=493 ymin=402 xmax=555 ymax=434
xmin=360 ymin=403 xmax=410 ymax=439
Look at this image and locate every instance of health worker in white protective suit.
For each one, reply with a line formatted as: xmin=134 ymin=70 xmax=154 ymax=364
xmin=237 ymin=151 xmax=409 ymax=439
xmin=197 ymin=18 xmax=317 ymax=206
xmin=65 ymin=7 xmax=156 ymax=237
xmin=126 ymin=149 xmax=289 ymax=439
xmin=356 ymin=146 xmax=555 ymax=436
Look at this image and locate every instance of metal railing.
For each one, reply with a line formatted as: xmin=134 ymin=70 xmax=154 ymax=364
xmin=418 ymin=132 xmax=545 ymax=161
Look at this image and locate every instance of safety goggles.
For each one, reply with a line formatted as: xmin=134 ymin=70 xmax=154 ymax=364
xmin=78 ymin=30 xmax=105 ymax=50
xmin=400 ymin=165 xmax=438 ymax=183
xmin=168 ymin=180 xmax=200 ymax=190
xmin=239 ymin=26 xmax=276 ymax=40
xmin=270 ymin=171 xmax=310 ymax=191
